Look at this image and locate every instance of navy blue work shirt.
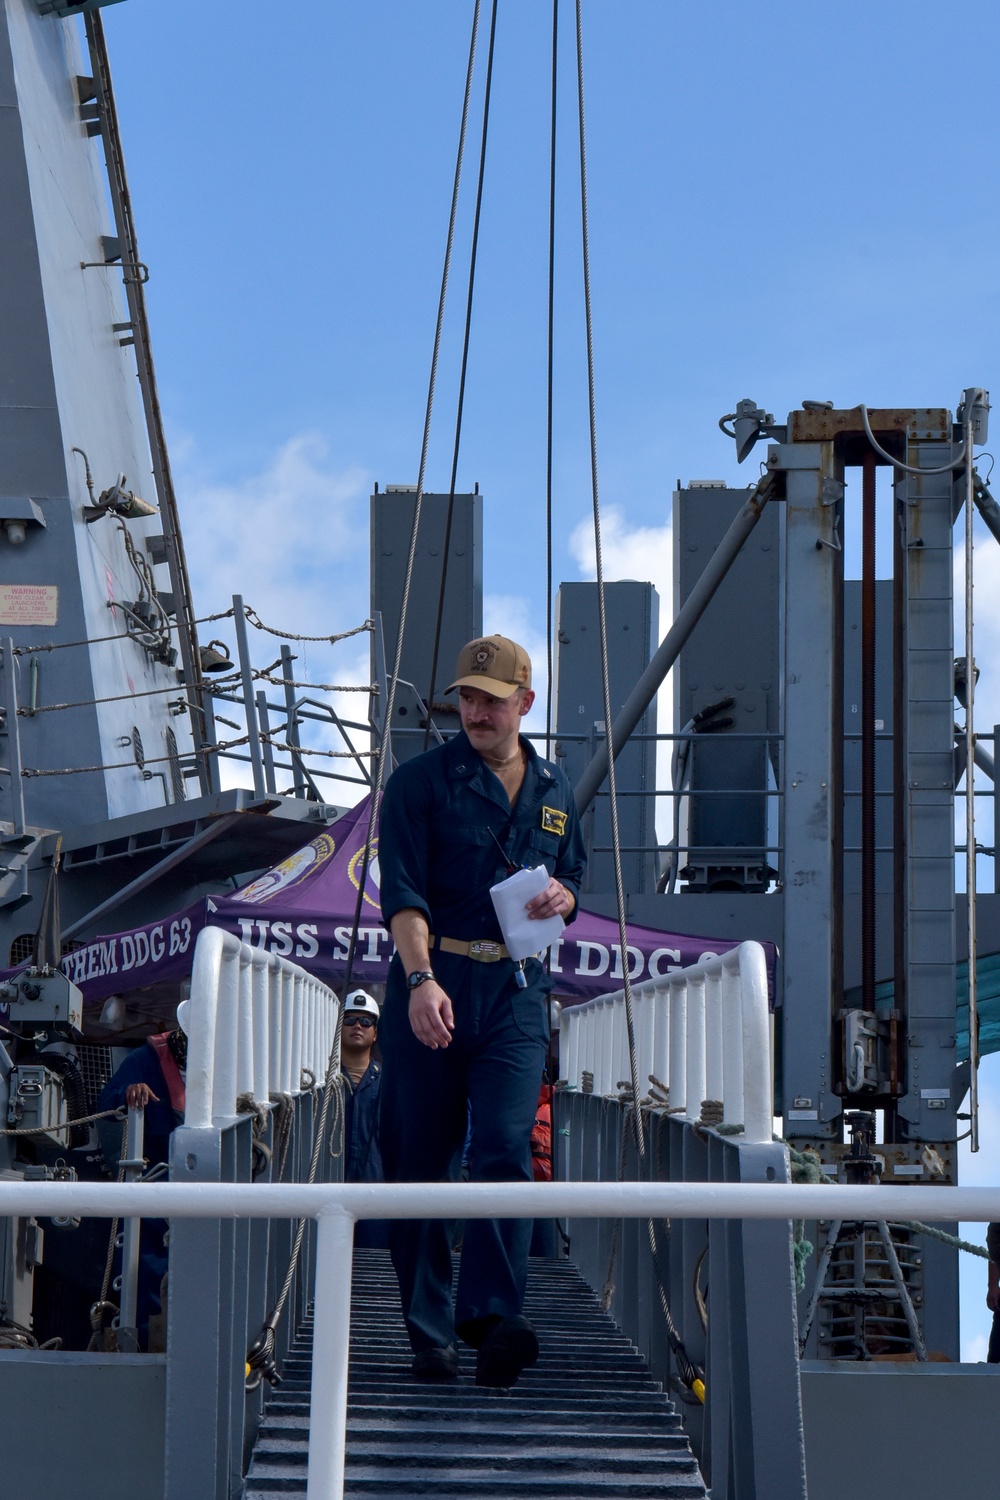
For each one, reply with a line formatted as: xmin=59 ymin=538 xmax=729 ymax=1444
xmin=343 ymin=1059 xmax=383 ymax=1183
xmin=379 ymin=729 xmax=585 ymax=949
xmin=97 ymin=1042 xmax=182 ymax=1168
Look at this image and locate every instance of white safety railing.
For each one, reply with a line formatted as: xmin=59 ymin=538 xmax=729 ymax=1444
xmin=0 ymin=1177 xmax=995 ymax=1499
xmin=182 ymin=927 xmax=341 ymax=1127
xmin=558 ymin=940 xmax=773 ymax=1142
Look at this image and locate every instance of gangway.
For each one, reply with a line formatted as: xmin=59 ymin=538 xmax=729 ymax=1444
xmin=245 ymin=1250 xmax=707 ymax=1497
xmin=5 ymin=935 xmax=998 ymax=1500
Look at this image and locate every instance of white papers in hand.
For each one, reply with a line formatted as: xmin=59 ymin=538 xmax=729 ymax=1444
xmin=489 ymin=864 xmax=565 ymax=961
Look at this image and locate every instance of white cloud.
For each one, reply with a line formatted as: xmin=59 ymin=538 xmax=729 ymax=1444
xmin=568 ymin=505 xmax=674 ymax=839
xmin=568 ymin=505 xmax=672 ymax=608
xmin=962 ymin=1331 xmax=988 ymax=1363
xmin=176 ymin=434 xmax=375 ymax=805
xmin=179 ymin=433 xmax=370 ymax=633
xmin=482 ymin=592 xmax=552 ymax=740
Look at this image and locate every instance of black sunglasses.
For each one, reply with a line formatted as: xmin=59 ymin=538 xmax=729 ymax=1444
xmin=343 ymin=1013 xmax=376 ymax=1029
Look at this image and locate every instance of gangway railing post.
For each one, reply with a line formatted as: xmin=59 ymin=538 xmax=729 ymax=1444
xmin=307 ymin=1210 xmax=356 ymax=1500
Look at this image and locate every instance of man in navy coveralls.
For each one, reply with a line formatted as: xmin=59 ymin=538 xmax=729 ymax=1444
xmin=378 ymin=633 xmax=585 ymax=1386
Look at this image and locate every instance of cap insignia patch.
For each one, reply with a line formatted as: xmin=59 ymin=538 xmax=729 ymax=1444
xmin=472 ymin=642 xmax=496 ymax=673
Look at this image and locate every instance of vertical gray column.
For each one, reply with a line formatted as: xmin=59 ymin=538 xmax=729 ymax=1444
xmin=777 ymin=441 xmax=843 ymax=1140
xmin=896 ymin=444 xmax=958 ymax=1143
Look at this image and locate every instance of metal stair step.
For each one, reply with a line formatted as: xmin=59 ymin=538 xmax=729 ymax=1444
xmin=260 ymin=1414 xmax=688 ymax=1445
xmin=244 ymin=1252 xmax=708 ymax=1499
xmin=265 ymin=1386 xmax=683 ymax=1410
xmin=254 ymin=1440 xmax=698 ymax=1470
xmin=247 ymin=1464 xmax=706 ymax=1498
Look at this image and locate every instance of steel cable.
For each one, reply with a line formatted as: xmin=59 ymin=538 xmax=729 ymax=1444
xmin=343 ymin=0 xmax=484 ymax=993
xmin=572 ymin=0 xmax=641 ymax=1127
xmin=573 ymin=0 xmax=703 ymax=1400
xmin=247 ymin=6 xmax=486 ymax=1386
xmin=423 ymin=0 xmax=499 ymax=751
xmin=545 ymin=0 xmax=559 ymax=757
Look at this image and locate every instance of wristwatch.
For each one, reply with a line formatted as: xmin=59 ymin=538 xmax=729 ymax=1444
xmin=407 ymin=970 xmax=436 ymax=990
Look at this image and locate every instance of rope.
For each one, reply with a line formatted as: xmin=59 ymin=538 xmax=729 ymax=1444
xmin=572 ymin=0 xmax=642 ymax=1133
xmin=243 ymin=608 xmax=373 ymax=646
xmin=19 ymin=683 xmax=192 ymax=715
xmin=0 ymin=1105 xmax=124 ymax=1138
xmin=18 ymin=735 xmax=249 ymax=778
xmin=256 ymin=13 xmax=488 ymax=1390
xmin=571 ymin=4 xmax=706 ymax=1398
xmin=245 ymin=1069 xmax=345 ymax=1390
xmin=10 ymin=612 xmax=369 ymax=654
xmin=14 ymin=630 xmax=169 ymax=656
xmin=423 ymin=0 xmax=498 ymax=750
xmin=236 ymin=1092 xmax=273 ymax=1180
xmin=888 ymin=1221 xmax=988 ymax=1259
xmin=252 ymin=671 xmax=376 ymax=694
xmin=599 ymin=1113 xmax=630 ymax=1310
xmin=342 ymin=0 xmax=482 ymax=994
xmin=260 ymin=735 xmax=376 ymax=761
xmin=544 ymin=0 xmax=559 ymax=758
xmin=193 ymin=608 xmax=236 ymax=625
xmin=268 ymin=1092 xmax=296 ymax=1180
xmin=0 ymin=1319 xmax=61 ymax=1351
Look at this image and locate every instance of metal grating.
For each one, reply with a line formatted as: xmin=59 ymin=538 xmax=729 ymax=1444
xmin=74 ymin=1043 xmax=116 ymax=1113
xmin=8 ymin=933 xmax=33 ymax=966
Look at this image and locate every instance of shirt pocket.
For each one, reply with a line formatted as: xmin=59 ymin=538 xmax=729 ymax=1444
xmin=526 ymin=826 xmax=562 ymax=871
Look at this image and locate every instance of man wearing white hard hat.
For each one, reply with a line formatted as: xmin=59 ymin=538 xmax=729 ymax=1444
xmin=341 ymin=989 xmax=388 ymax=1248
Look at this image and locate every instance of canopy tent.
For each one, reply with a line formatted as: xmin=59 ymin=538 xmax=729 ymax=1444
xmin=51 ymin=795 xmax=776 ymax=1010
xmin=844 ymin=955 xmax=1000 ymax=1064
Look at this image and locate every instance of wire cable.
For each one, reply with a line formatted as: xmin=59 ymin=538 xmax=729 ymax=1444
xmin=857 ymin=405 xmax=969 ymax=475
xmin=423 ymin=0 xmax=499 ymax=750
xmin=545 ymin=0 xmax=559 ymax=757
xmin=573 ymin=0 xmax=640 ymax=1132
xmin=343 ymin=0 xmax=483 ymax=997
xmin=574 ymin=0 xmax=703 ymax=1401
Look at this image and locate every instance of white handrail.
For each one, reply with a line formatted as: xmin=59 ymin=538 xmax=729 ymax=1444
xmin=183 ymin=927 xmax=341 ymax=1127
xmin=558 ymin=940 xmax=773 ymax=1142
xmin=0 ymin=1178 xmax=996 ymax=1500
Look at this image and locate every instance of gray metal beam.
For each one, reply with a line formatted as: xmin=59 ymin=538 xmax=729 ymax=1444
xmin=61 ymin=811 xmax=246 ymax=940
xmin=895 ymin=442 xmax=960 ymax=1143
xmin=777 ymin=440 xmax=843 ymax=1139
xmin=972 ymin=470 xmax=1000 ymax=547
xmin=574 ymin=474 xmax=777 ymax=817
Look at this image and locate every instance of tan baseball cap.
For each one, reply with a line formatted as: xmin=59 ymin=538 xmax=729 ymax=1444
xmin=447 ymin=634 xmax=532 ymax=699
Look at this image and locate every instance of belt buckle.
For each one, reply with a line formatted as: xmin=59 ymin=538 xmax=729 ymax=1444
xmin=469 ymin=940 xmax=502 ymax=963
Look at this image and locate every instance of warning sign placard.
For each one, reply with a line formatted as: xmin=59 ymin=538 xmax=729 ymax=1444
xmin=0 ymin=585 xmax=58 ymax=627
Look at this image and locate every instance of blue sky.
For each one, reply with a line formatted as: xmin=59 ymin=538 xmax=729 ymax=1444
xmin=96 ymin=0 xmax=1000 ymax=1355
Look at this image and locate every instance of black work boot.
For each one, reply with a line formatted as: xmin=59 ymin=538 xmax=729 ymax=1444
xmin=411 ymin=1344 xmax=460 ymax=1381
xmin=474 ymin=1316 xmax=539 ymax=1388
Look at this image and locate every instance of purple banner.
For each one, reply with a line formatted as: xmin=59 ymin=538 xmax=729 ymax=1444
xmin=6 ymin=794 xmax=774 ymax=1009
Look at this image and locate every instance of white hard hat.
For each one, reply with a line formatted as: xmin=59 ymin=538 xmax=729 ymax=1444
xmin=343 ymin=989 xmax=380 ymax=1021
